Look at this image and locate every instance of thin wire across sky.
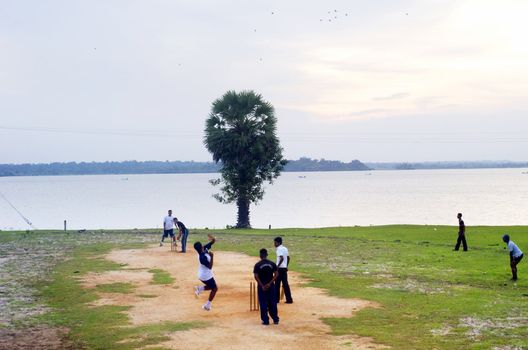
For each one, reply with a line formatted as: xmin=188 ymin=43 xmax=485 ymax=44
xmin=1 ymin=126 xmax=527 ymax=144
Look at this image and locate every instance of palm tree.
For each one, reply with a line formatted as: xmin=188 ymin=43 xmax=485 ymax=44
xmin=204 ymin=90 xmax=286 ymax=228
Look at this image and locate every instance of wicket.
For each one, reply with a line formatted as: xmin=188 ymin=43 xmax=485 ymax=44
xmin=170 ymin=240 xmax=177 ymax=252
xmin=249 ymin=281 xmax=259 ymax=311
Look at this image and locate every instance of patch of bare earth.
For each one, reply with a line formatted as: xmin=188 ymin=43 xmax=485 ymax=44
xmin=0 ymin=327 xmax=74 ymax=350
xmin=83 ymin=245 xmax=385 ymax=350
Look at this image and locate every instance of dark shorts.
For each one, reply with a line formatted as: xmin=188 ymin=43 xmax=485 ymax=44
xmin=201 ymin=277 xmax=217 ymax=289
xmin=163 ymin=229 xmax=174 ymax=238
xmin=514 ymin=254 xmax=523 ymax=264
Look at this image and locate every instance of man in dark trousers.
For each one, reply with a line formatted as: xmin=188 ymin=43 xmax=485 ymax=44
xmin=274 ymin=237 xmax=293 ymax=304
xmin=253 ymin=248 xmax=279 ymax=325
xmin=174 ymin=217 xmax=189 ymax=253
xmin=454 ymin=213 xmax=468 ymax=251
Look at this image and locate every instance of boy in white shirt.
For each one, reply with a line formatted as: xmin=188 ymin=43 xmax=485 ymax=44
xmin=160 ymin=209 xmax=176 ymax=246
xmin=274 ymin=236 xmax=293 ymax=304
xmin=502 ymin=234 xmax=524 ymax=281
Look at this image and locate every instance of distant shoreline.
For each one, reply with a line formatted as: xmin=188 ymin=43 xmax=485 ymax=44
xmin=365 ymin=161 xmax=528 ymax=171
xmin=0 ymin=158 xmax=369 ymax=177
xmin=0 ymin=158 xmax=527 ymax=177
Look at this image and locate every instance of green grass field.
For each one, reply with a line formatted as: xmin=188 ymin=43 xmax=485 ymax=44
xmin=1 ymin=225 xmax=527 ymax=349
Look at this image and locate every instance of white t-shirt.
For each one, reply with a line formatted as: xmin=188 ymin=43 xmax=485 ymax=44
xmin=508 ymin=241 xmax=523 ymax=258
xmin=276 ymin=245 xmax=289 ymax=268
xmin=163 ymin=215 xmax=175 ymax=230
xmin=198 ymin=253 xmax=214 ymax=281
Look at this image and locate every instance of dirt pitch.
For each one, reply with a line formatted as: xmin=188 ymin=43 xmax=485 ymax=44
xmin=83 ymin=245 xmax=385 ymax=350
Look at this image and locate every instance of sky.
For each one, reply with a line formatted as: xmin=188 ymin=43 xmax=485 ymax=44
xmin=1 ymin=0 xmax=527 ymax=164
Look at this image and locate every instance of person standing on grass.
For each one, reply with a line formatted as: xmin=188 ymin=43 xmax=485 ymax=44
xmin=193 ymin=234 xmax=218 ymax=311
xmin=160 ymin=209 xmax=176 ymax=247
xmin=453 ymin=213 xmax=468 ymax=251
xmin=502 ymin=234 xmax=523 ymax=281
xmin=174 ymin=217 xmax=189 ymax=253
xmin=254 ymin=248 xmax=280 ymax=325
xmin=274 ymin=236 xmax=293 ymax=304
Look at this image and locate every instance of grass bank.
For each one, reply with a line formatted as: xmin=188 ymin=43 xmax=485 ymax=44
xmin=201 ymin=225 xmax=528 ymax=349
xmin=0 ymin=230 xmax=204 ymax=349
xmin=1 ymin=225 xmax=527 ymax=349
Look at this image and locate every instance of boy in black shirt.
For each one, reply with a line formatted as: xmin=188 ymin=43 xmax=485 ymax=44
xmin=253 ymin=248 xmax=279 ymax=325
xmin=174 ymin=218 xmax=189 ymax=253
xmin=454 ymin=213 xmax=468 ymax=251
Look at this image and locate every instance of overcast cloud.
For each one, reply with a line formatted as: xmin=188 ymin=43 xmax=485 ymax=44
xmin=1 ymin=0 xmax=527 ymax=163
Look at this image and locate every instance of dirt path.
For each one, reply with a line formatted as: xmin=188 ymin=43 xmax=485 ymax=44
xmin=83 ymin=245 xmax=385 ymax=350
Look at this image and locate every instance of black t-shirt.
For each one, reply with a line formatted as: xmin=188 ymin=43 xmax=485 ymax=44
xmin=253 ymin=259 xmax=277 ymax=285
xmin=459 ymin=219 xmax=465 ymax=234
xmin=176 ymin=221 xmax=186 ymax=231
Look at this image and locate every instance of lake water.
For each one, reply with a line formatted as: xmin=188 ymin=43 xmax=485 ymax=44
xmin=1 ymin=169 xmax=527 ymax=230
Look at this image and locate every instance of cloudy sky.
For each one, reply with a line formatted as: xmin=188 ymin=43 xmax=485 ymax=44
xmin=1 ymin=0 xmax=527 ymax=163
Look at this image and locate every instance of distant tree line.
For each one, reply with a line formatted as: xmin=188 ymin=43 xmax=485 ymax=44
xmin=366 ymin=161 xmax=528 ymax=170
xmin=3 ymin=159 xmax=527 ymax=177
xmin=0 ymin=161 xmax=220 ymax=177
xmin=0 ymin=158 xmax=370 ymax=177
xmin=285 ymin=157 xmax=370 ymax=172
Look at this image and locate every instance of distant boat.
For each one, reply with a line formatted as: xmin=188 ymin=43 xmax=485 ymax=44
xmin=298 ymin=175 xmax=306 ymax=178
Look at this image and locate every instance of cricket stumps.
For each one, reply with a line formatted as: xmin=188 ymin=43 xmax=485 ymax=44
xmin=170 ymin=240 xmax=177 ymax=252
xmin=250 ymin=281 xmax=259 ymax=311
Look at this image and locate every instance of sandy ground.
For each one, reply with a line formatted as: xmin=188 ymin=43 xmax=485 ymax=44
xmin=83 ymin=245 xmax=385 ymax=350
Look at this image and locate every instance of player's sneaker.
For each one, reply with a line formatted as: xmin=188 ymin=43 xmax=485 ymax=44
xmin=194 ymin=286 xmax=201 ymax=297
xmin=159 ymin=242 xmax=163 ymax=247
xmin=202 ymin=303 xmax=211 ymax=311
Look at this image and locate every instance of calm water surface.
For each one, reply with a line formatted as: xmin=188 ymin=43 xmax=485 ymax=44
xmin=1 ymin=169 xmax=527 ymax=230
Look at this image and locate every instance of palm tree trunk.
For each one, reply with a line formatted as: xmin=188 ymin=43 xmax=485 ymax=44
xmin=236 ymin=197 xmax=251 ymax=228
